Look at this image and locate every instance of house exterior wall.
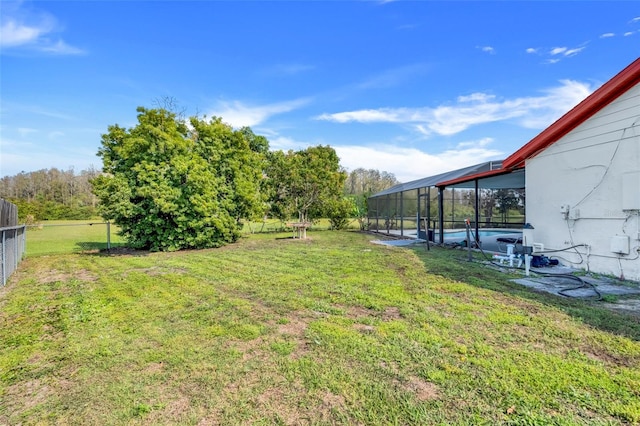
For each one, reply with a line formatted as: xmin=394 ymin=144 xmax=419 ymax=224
xmin=525 ymin=82 xmax=640 ymax=281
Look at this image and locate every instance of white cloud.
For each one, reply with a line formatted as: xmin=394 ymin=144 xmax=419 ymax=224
xmin=457 ymin=93 xmax=495 ymax=103
xmin=316 ymin=80 xmax=593 ymax=135
xmin=268 ymin=136 xmax=310 ymax=152
xmin=41 ymin=39 xmax=85 ymax=55
xmin=0 ymin=18 xmax=48 ymax=47
xmin=334 ymin=141 xmax=503 ymax=182
xmin=530 ymin=45 xmax=586 ymax=64
xmin=600 ymin=33 xmax=615 ymax=38
xmin=478 ymin=46 xmax=495 ymax=54
xmin=208 ymin=98 xmax=311 ymax=128
xmin=0 ymin=4 xmax=84 ymax=55
xmin=549 ymin=46 xmax=584 ymax=57
xmin=455 ymin=137 xmax=494 ymax=150
xmin=316 ymin=109 xmax=405 ymax=124
xmin=516 ymin=79 xmax=592 ymax=128
xmin=563 ymin=47 xmax=585 ymax=57
xmin=630 ymin=17 xmax=640 ymax=24
xmin=624 ymin=31 xmax=636 ymax=37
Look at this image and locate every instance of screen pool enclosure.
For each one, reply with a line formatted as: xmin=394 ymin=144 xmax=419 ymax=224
xmin=367 ymin=161 xmax=526 ymax=250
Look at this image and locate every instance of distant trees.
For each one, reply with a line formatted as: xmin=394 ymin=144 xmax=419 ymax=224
xmin=343 ymin=168 xmax=399 ymax=230
xmin=0 ymin=167 xmax=99 ymax=221
xmin=92 ymin=107 xmax=268 ymax=251
xmin=344 ymin=168 xmax=399 ymax=196
xmin=470 ymin=188 xmax=525 ymax=225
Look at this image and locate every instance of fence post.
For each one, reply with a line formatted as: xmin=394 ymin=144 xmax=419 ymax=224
xmin=2 ymin=229 xmax=6 ymax=286
xmin=107 ymin=221 xmax=111 ymax=251
xmin=14 ymin=228 xmax=18 ymax=270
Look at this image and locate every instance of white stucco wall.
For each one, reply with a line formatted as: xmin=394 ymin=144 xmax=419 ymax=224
xmin=525 ymin=82 xmax=640 ymax=281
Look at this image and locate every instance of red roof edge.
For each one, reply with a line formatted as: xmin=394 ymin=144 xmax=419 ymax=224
xmin=502 ymin=57 xmax=640 ymax=169
xmin=436 ymin=167 xmax=517 ymax=188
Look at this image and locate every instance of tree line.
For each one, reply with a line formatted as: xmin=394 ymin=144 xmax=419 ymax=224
xmin=0 ymin=167 xmax=100 ymax=221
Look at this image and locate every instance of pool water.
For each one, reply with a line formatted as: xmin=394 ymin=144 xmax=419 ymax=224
xmin=442 ymin=230 xmax=522 ymax=239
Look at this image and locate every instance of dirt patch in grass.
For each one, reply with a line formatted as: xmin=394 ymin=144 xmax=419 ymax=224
xmin=318 ymin=390 xmax=347 ymax=420
xmin=382 ymin=307 xmax=402 ymax=321
xmin=346 ymin=305 xmax=373 ymax=320
xmin=251 ymin=385 xmax=345 ymax=425
xmin=354 ymin=323 xmax=376 ymax=334
xmin=255 ymin=386 xmax=305 ymax=425
xmin=404 ymin=376 xmax=440 ymax=401
xmin=346 ymin=306 xmax=402 ymax=322
xmin=144 ymin=395 xmax=193 ymax=424
xmin=579 ymin=345 xmax=639 ymax=367
xmin=3 ymin=377 xmax=74 ymax=414
xmin=144 ymin=362 xmax=165 ymax=374
xmin=227 ymin=312 xmax=313 ymax=362
xmin=127 ymin=266 xmax=189 ymax=277
xmin=278 ymin=316 xmax=308 ymax=338
xmin=35 ymin=268 xmax=98 ymax=284
xmin=276 ymin=313 xmax=312 ymax=358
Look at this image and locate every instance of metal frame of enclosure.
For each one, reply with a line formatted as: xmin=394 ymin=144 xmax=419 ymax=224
xmin=367 ymin=161 xmax=526 ymax=245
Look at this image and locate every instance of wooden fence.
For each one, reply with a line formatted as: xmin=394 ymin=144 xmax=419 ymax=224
xmin=0 ymin=199 xmax=18 ymax=227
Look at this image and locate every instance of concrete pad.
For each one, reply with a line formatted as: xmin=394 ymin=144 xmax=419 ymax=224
xmin=512 ymin=272 xmax=640 ymax=300
xmin=603 ymin=299 xmax=640 ymax=316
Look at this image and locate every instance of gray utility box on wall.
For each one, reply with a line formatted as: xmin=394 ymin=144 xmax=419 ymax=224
xmin=622 ymin=171 xmax=640 ymax=211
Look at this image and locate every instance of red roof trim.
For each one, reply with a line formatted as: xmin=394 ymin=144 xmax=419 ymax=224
xmin=436 ymin=167 xmax=517 ymax=188
xmin=502 ymin=57 xmax=640 ymax=169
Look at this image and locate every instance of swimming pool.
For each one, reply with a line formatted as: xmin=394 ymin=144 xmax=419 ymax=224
xmin=441 ymin=229 xmax=522 ymax=239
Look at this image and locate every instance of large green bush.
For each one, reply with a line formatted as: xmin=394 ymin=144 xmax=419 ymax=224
xmin=91 ymin=107 xmax=267 ymax=251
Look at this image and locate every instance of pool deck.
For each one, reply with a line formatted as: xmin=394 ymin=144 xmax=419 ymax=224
xmin=371 ymin=229 xmax=523 ymax=253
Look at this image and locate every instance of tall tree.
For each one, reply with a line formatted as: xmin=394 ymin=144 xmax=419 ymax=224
xmin=266 ymin=146 xmax=346 ymax=223
xmin=91 ymin=107 xmax=267 ymax=251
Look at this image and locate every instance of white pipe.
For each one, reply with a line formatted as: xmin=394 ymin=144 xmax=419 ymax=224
xmin=493 ymin=244 xmax=521 ymax=267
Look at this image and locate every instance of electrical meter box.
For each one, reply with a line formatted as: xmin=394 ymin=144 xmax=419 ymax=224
xmin=610 ymin=235 xmax=630 ymax=255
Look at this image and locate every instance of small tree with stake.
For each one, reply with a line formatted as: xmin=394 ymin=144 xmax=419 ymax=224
xmin=266 ymin=145 xmax=346 ymax=226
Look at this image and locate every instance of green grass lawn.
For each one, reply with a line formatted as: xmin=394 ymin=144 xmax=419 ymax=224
xmin=2 ymin=230 xmax=639 ymax=425
xmin=25 ymin=219 xmax=360 ymax=257
xmin=26 ymin=220 xmax=127 ymax=257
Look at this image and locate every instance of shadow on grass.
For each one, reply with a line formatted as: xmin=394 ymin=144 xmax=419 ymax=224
xmin=411 ymin=245 xmax=640 ymax=342
xmin=74 ymin=242 xmax=149 ymax=257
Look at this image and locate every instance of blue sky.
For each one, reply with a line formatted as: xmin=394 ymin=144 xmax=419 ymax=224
xmin=1 ymin=1 xmax=639 ymax=182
